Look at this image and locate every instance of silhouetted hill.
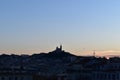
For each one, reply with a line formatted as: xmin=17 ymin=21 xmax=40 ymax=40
xmin=30 ymin=51 xmax=75 ymax=59
xmin=46 ymin=45 xmax=76 ymax=58
xmin=30 ymin=45 xmax=76 ymax=59
xmin=46 ymin=51 xmax=75 ymax=59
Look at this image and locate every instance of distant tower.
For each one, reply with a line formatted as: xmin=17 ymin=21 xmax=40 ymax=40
xmin=60 ymin=45 xmax=62 ymax=51
xmin=56 ymin=46 xmax=59 ymax=50
xmin=93 ymin=50 xmax=96 ymax=57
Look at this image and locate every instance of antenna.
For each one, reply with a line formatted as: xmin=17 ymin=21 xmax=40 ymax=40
xmin=93 ymin=50 xmax=96 ymax=57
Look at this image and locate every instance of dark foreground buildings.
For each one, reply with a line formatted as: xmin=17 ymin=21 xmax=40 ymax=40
xmin=0 ymin=46 xmax=120 ymax=80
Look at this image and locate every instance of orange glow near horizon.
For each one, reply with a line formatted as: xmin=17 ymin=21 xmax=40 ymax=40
xmin=0 ymin=48 xmax=120 ymax=58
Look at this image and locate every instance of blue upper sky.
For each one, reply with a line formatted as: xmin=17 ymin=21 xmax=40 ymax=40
xmin=0 ymin=0 xmax=120 ymax=56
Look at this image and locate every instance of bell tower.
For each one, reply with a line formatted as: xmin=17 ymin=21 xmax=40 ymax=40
xmin=60 ymin=45 xmax=62 ymax=51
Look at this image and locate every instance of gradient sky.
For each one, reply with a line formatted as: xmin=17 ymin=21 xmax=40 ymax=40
xmin=0 ymin=0 xmax=120 ymax=56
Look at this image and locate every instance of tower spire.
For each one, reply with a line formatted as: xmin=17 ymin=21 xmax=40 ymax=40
xmin=60 ymin=45 xmax=62 ymax=51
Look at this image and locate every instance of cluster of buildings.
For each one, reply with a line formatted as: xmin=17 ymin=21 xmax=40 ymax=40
xmin=0 ymin=46 xmax=120 ymax=80
xmin=57 ymin=57 xmax=120 ymax=80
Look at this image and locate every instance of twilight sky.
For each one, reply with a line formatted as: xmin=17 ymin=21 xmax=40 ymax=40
xmin=0 ymin=0 xmax=120 ymax=56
